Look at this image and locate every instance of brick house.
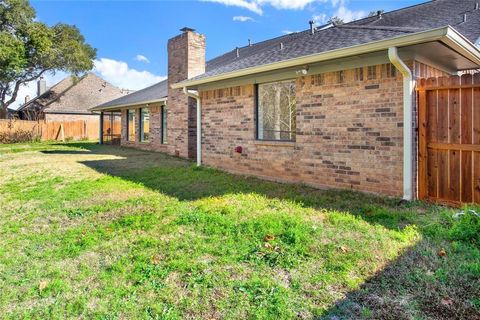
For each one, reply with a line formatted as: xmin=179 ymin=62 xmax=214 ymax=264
xmin=15 ymin=73 xmax=132 ymax=122
xmin=92 ymin=0 xmax=480 ymax=200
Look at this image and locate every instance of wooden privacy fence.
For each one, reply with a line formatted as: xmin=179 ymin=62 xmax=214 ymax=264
xmin=0 ymin=119 xmax=99 ymax=142
xmin=417 ymin=73 xmax=480 ymax=204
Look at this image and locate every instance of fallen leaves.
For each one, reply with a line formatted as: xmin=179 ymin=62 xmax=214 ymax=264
xmin=263 ymin=234 xmax=275 ymax=242
xmin=441 ymin=297 xmax=454 ymax=306
xmin=39 ymin=280 xmax=48 ymax=292
xmin=151 ymin=255 xmax=162 ymax=265
xmin=264 ymin=242 xmax=273 ymax=250
xmin=438 ymin=248 xmax=447 ymax=257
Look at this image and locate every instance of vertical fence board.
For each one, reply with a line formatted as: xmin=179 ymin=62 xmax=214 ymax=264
xmin=474 ymin=74 xmax=480 ymax=145
xmin=427 ymin=149 xmax=438 ymax=198
xmin=449 ymin=76 xmax=461 ymax=144
xmin=449 ymin=149 xmax=460 ymax=201
xmin=418 ymin=78 xmax=428 ymax=199
xmin=461 ymin=74 xmax=473 ymax=144
xmin=437 ymin=77 xmax=449 ymax=143
xmin=437 ymin=150 xmax=449 ymax=200
xmin=461 ymin=150 xmax=473 ymax=202
xmin=474 ymin=152 xmax=480 ymax=202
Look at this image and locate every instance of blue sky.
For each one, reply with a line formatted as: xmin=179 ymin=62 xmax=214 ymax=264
xmin=12 ymin=0 xmax=424 ymax=108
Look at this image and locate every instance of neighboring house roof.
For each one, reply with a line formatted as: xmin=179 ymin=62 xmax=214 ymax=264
xmin=18 ymin=73 xmax=132 ymax=115
xmin=92 ymin=79 xmax=168 ymax=111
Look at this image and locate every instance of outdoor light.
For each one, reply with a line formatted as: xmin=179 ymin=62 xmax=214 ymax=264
xmin=296 ymin=66 xmax=309 ymax=75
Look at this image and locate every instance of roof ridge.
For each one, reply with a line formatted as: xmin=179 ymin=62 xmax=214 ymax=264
xmin=337 ymin=25 xmax=423 ymax=32
xmin=342 ymin=0 xmax=436 ymax=27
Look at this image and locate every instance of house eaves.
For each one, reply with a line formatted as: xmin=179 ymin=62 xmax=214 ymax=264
xmin=172 ymin=26 xmax=480 ymax=89
xmin=90 ymin=97 xmax=168 ymax=112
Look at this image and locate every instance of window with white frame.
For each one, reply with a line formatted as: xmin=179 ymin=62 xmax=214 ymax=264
xmin=257 ymin=79 xmax=296 ymax=141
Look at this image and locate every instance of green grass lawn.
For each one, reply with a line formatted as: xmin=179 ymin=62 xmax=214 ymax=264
xmin=0 ymin=142 xmax=479 ymax=319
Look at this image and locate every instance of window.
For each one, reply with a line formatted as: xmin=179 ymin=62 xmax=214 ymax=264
xmin=127 ymin=109 xmax=136 ymax=141
xmin=354 ymin=67 xmax=364 ymax=81
xmin=161 ymin=105 xmax=168 ymax=144
xmin=257 ymin=79 xmax=296 ymax=141
xmin=140 ymin=108 xmax=150 ymax=142
xmin=336 ymin=70 xmax=345 ymax=84
xmin=367 ymin=65 xmax=377 ymax=80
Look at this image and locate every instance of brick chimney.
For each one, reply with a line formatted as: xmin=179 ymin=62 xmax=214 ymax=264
xmin=37 ymin=77 xmax=46 ymax=96
xmin=167 ymin=27 xmax=206 ymax=159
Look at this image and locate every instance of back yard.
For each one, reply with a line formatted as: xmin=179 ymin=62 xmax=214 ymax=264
xmin=0 ymin=142 xmax=479 ymax=319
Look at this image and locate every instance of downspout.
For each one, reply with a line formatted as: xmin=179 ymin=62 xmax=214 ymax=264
xmin=183 ymin=87 xmax=202 ymax=166
xmin=388 ymin=47 xmax=413 ymax=201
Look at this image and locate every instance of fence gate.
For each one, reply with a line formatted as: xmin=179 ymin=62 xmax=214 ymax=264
xmin=417 ymin=73 xmax=480 ymax=204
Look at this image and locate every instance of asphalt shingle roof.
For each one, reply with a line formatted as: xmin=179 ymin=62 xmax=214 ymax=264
xmin=19 ymin=73 xmax=131 ymax=114
xmin=95 ymin=79 xmax=168 ymax=109
xmin=97 ymin=0 xmax=480 ymax=109
xmin=196 ymin=0 xmax=480 ymax=81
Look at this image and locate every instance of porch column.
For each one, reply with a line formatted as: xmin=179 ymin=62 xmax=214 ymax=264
xmin=99 ymin=111 xmax=104 ymax=144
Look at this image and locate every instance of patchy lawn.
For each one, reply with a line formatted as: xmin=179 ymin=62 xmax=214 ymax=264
xmin=0 ymin=142 xmax=478 ymax=319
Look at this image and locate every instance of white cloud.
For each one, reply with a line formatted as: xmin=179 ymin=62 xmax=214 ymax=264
xmin=202 ymin=0 xmax=263 ymax=15
xmin=282 ymin=30 xmax=298 ymax=34
xmin=94 ymin=58 xmax=166 ymax=90
xmin=333 ymin=3 xmax=365 ymax=22
xmin=257 ymin=0 xmax=317 ymax=10
xmin=233 ymin=15 xmax=254 ymax=22
xmin=203 ymin=0 xmax=331 ymax=15
xmin=135 ymin=54 xmax=150 ymax=63
xmin=312 ymin=13 xmax=327 ymax=25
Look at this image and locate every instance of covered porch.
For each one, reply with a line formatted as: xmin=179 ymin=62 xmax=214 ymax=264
xmin=90 ymin=80 xmax=168 ymax=146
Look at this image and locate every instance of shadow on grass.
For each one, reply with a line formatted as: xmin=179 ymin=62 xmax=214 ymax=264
xmin=42 ymin=142 xmax=480 ymax=319
xmin=42 ymin=142 xmax=411 ymax=229
xmin=320 ymin=238 xmax=480 ymax=320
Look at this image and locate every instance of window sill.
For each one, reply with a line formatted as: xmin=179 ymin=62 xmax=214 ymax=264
xmin=253 ymin=140 xmax=296 ymax=147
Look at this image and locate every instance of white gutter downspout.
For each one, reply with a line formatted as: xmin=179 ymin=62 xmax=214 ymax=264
xmin=183 ymin=87 xmax=202 ymax=166
xmin=388 ymin=47 xmax=413 ymax=201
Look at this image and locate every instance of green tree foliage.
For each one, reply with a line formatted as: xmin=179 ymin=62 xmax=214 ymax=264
xmin=368 ymin=10 xmax=384 ymax=17
xmin=327 ymin=16 xmax=344 ymax=25
xmin=0 ymin=0 xmax=96 ymax=111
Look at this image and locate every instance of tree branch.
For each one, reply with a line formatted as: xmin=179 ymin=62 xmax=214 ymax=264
xmin=1 ymin=69 xmax=50 ymax=110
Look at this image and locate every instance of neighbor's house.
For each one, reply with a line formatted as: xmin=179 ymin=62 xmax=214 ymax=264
xmin=92 ymin=0 xmax=480 ymax=201
xmin=14 ymin=73 xmax=132 ymax=122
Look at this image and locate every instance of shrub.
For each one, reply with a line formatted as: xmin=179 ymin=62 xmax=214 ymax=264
xmin=0 ymin=129 xmax=40 ymax=143
xmin=449 ymin=210 xmax=480 ymax=245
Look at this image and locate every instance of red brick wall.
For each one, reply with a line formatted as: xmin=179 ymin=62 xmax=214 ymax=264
xmin=200 ymin=64 xmax=405 ymax=196
xmin=120 ymin=105 xmax=170 ymax=153
xmin=167 ymin=30 xmax=205 ymax=159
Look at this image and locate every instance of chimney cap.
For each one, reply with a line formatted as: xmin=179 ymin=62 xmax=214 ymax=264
xmin=180 ymin=27 xmax=196 ymax=33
